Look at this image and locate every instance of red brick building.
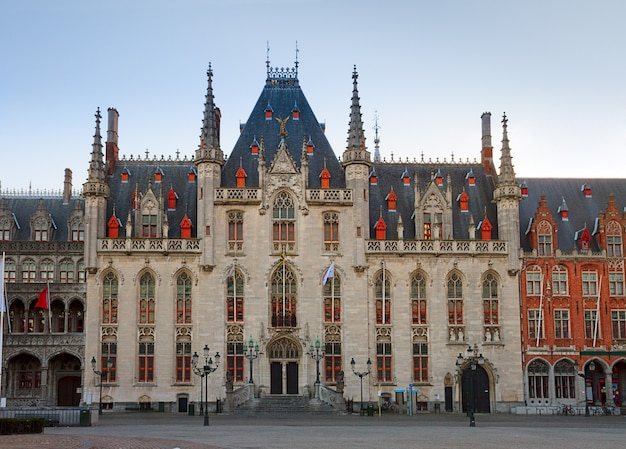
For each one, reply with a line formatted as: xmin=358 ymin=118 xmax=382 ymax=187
xmin=520 ymin=182 xmax=626 ymax=414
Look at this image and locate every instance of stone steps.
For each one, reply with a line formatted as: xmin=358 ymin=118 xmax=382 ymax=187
xmin=231 ymin=395 xmax=339 ymax=415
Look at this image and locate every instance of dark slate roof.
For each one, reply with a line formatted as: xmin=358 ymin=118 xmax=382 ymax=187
xmin=222 ymin=79 xmax=345 ymax=189
xmin=1 ymin=195 xmax=83 ymax=242
xmin=518 ymin=178 xmax=626 ymax=252
xmin=368 ymin=162 xmax=497 ymax=240
xmin=107 ymin=159 xmax=198 ymax=238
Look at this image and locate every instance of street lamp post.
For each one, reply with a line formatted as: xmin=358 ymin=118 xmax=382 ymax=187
xmin=456 ymin=344 xmax=484 ymax=427
xmin=91 ymin=356 xmax=113 ymax=416
xmin=243 ymin=337 xmax=259 ymax=384
xmin=310 ymin=336 xmax=325 ymax=385
xmin=350 ymin=357 xmax=372 ymax=416
xmin=192 ymin=345 xmax=221 ymax=426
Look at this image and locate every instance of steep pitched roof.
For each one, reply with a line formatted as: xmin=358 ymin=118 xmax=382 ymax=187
xmin=518 ymin=178 xmax=626 ymax=252
xmin=222 ymin=65 xmax=344 ymax=188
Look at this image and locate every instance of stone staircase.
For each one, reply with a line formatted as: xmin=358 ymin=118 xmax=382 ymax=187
xmin=230 ymin=395 xmax=340 ymax=415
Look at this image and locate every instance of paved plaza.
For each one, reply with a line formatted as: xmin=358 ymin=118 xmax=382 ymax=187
xmin=2 ymin=412 xmax=625 ymax=449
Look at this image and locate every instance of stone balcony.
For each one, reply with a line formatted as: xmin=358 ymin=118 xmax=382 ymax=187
xmin=366 ymin=239 xmax=507 ymax=255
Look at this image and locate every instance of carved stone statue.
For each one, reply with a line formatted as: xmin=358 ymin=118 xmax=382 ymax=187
xmin=225 ymin=370 xmax=233 ymax=392
xmin=336 ymin=370 xmax=345 ymax=393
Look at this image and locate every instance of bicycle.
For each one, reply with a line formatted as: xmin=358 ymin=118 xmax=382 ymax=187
xmin=560 ymin=404 xmax=574 ymax=415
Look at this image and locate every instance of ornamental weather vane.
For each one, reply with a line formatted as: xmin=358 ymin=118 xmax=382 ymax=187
xmin=265 ymin=41 xmax=299 ymax=86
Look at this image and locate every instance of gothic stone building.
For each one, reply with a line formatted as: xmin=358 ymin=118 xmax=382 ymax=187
xmin=4 ymin=61 xmax=526 ymax=413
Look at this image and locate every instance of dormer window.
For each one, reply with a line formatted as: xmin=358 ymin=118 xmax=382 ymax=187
xmin=236 ymin=165 xmax=247 ymax=188
xmin=557 ymin=198 xmax=569 ymax=221
xmin=121 ymin=168 xmax=131 ymax=182
xmin=180 ymin=214 xmax=192 ymax=239
xmin=154 ymin=170 xmax=163 ymax=183
xmin=250 ymin=136 xmax=259 ymax=155
xmin=107 ymin=213 xmax=121 ymax=238
xmin=434 ymin=169 xmax=443 ymax=186
xmin=480 ymin=216 xmax=492 ymax=241
xmin=292 ymin=103 xmax=300 ymax=120
xmin=265 ymin=103 xmax=273 ymax=120
xmin=33 ymin=219 xmax=49 ymax=242
xmin=458 ymin=190 xmax=469 ymax=212
xmin=578 ymin=228 xmax=591 ymax=251
xmin=582 ymin=183 xmax=592 ymax=198
xmin=537 ymin=220 xmax=553 ymax=256
xmin=386 ymin=188 xmax=397 ymax=212
xmin=307 ymin=136 xmax=315 ymax=155
xmin=167 ymin=188 xmax=178 ymax=211
xmin=320 ymin=167 xmax=331 ymax=189
xmin=466 ymin=170 xmax=475 ymax=186
xmin=369 ymin=169 xmax=377 ymax=185
xmin=375 ymin=216 xmax=387 ymax=240
xmin=401 ymin=168 xmax=410 ymax=186
xmin=188 ymin=169 xmax=197 ymax=182
xmin=520 ymin=182 xmax=528 ymax=197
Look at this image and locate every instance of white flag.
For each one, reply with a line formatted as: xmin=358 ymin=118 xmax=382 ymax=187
xmin=322 ymin=262 xmax=334 ymax=285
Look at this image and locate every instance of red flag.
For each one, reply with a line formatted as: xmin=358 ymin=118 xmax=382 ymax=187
xmin=36 ymin=286 xmax=49 ymax=309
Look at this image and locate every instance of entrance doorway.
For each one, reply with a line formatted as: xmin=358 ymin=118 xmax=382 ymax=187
xmin=268 ymin=337 xmax=301 ymax=395
xmin=57 ymin=376 xmax=81 ymax=406
xmin=461 ymin=365 xmax=490 ymax=413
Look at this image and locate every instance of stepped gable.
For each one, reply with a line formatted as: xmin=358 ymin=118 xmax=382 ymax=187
xmin=222 ymin=63 xmax=344 ymax=189
xmin=518 ymin=178 xmax=626 ymax=253
xmin=107 ymin=155 xmax=198 ymax=238
xmin=369 ymin=160 xmax=496 ymax=240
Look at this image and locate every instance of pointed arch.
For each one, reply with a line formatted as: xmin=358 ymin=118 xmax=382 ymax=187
xmin=101 ymin=270 xmax=119 ymax=325
xmin=272 ymin=190 xmax=296 ymax=253
xmin=410 ymin=270 xmax=428 ymax=325
xmin=323 ymin=270 xmax=341 ymax=323
xmin=176 ymin=270 xmax=193 ymax=324
xmin=270 ymin=263 xmax=297 ymax=328
xmin=139 ymin=271 xmax=156 ymax=324
xmin=374 ymin=266 xmax=392 ymax=325
xmin=226 ymin=267 xmax=245 ymax=322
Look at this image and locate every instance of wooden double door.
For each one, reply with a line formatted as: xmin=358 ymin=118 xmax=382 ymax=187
xmin=270 ymin=362 xmax=299 ymax=394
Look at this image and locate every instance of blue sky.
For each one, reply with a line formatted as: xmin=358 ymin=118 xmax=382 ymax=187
xmin=1 ymin=1 xmax=625 ymax=191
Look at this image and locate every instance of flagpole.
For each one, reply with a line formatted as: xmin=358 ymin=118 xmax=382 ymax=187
xmin=593 ymin=275 xmax=602 ymax=347
xmin=536 ymin=271 xmax=543 ymax=347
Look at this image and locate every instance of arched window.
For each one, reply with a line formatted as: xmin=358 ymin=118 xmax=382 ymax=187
xmin=9 ymin=299 xmax=26 ymax=332
xmin=482 ymin=273 xmax=498 ymax=325
xmin=527 ymin=359 xmax=550 ymax=399
xmin=526 ymin=265 xmax=543 ymax=296
xmin=552 ymin=266 xmax=568 ymax=296
xmin=272 ymin=191 xmax=295 ymax=253
xmin=59 ymin=259 xmax=74 ymax=283
xmin=607 ymin=221 xmax=622 ymax=257
xmin=411 ymin=272 xmax=427 ymax=324
xmin=228 ymin=211 xmax=244 ymax=253
xmin=70 ymin=220 xmax=85 ymax=242
xmin=28 ymin=301 xmax=45 ymax=333
xmin=40 ymin=259 xmax=54 ymax=282
xmin=226 ymin=269 xmax=244 ymax=323
xmin=271 ymin=265 xmax=297 ymax=328
xmin=176 ymin=272 xmax=192 ymax=324
xmin=0 ymin=217 xmax=12 ymax=240
xmin=21 ymin=259 xmax=36 ymax=283
xmin=139 ymin=273 xmax=156 ymax=324
xmin=102 ymin=272 xmax=118 ymax=325
xmin=4 ymin=258 xmax=16 ymax=283
xmin=33 ymin=218 xmax=49 ymax=242
xmin=50 ymin=299 xmax=65 ymax=332
xmin=537 ymin=221 xmax=553 ymax=256
xmin=77 ymin=260 xmax=86 ymax=283
xmin=323 ymin=212 xmax=339 ymax=252
xmin=609 ymin=260 xmax=625 ymax=297
xmin=375 ymin=269 xmax=391 ymax=325
xmin=447 ymin=273 xmax=463 ymax=325
xmin=554 ymin=360 xmax=576 ymax=399
xmin=323 ymin=273 xmax=341 ymax=323
xmin=68 ymin=300 xmax=84 ymax=332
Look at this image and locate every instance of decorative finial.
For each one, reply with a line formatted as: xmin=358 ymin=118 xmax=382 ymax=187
xmin=295 ymin=40 xmax=299 ymax=76
xmin=502 ymin=112 xmax=508 ymax=128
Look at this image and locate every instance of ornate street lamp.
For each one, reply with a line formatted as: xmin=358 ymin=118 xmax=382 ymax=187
xmin=243 ymin=337 xmax=259 ymax=384
xmin=455 ymin=344 xmax=484 ymax=427
xmin=310 ymin=336 xmax=325 ymax=385
xmin=350 ymin=357 xmax=371 ymax=416
xmin=192 ymin=345 xmax=220 ymax=426
xmin=91 ymin=356 xmax=113 ymax=415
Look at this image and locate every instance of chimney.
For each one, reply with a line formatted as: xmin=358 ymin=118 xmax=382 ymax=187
xmin=63 ymin=168 xmax=72 ymax=204
xmin=106 ymin=108 xmax=120 ymax=175
xmin=480 ymin=112 xmax=493 ymax=175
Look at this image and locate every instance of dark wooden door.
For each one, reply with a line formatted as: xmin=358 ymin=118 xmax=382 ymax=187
xmin=444 ymin=386 xmax=453 ymax=412
xmin=286 ymin=362 xmax=298 ymax=394
xmin=57 ymin=376 xmax=81 ymax=406
xmin=271 ymin=362 xmax=282 ymax=394
xmin=178 ymin=396 xmax=188 ymax=412
xmin=462 ymin=365 xmax=490 ymax=413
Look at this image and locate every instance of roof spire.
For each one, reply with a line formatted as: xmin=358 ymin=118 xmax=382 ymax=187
xmin=195 ymin=63 xmax=224 ymax=164
xmin=342 ymin=65 xmax=371 ymax=166
xmin=497 ymin=113 xmax=516 ymax=185
xmin=294 ymin=41 xmax=299 ymax=79
xmin=87 ymin=107 xmax=106 ymax=182
xmin=373 ymin=111 xmax=381 ymax=162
